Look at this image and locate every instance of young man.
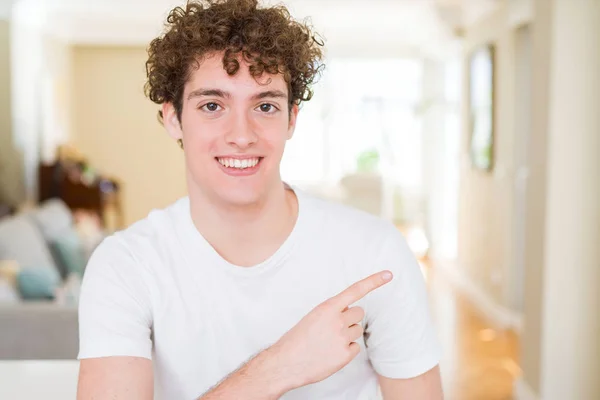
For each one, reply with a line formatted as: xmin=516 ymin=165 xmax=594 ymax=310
xmin=77 ymin=0 xmax=443 ymax=399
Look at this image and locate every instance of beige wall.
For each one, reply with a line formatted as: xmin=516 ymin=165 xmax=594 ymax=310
xmin=533 ymin=1 xmax=599 ymax=397
xmin=457 ymin=4 xmax=516 ymax=309
xmin=70 ymin=46 xmax=187 ymax=227
xmin=0 ymin=18 xmax=25 ymax=206
xmin=519 ymin=0 xmax=553 ymax=393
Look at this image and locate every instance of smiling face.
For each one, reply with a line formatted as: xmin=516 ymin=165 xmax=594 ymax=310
xmin=163 ymin=52 xmax=299 ymax=207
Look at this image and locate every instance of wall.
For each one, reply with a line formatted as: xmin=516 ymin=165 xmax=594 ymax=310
xmin=537 ymin=0 xmax=600 ymax=396
xmin=457 ymin=4 xmax=516 ymax=310
xmin=39 ymin=34 xmax=72 ymax=162
xmin=519 ymin=0 xmax=553 ymax=393
xmin=70 ymin=46 xmax=187 ymax=227
xmin=0 ymin=17 xmax=25 ymax=206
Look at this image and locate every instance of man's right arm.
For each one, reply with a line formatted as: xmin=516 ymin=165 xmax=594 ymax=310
xmin=77 ymin=357 xmax=154 ymax=399
xmin=77 ymin=237 xmax=156 ymax=400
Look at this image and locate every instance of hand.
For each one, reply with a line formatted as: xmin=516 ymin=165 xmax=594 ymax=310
xmin=270 ymin=270 xmax=393 ymax=391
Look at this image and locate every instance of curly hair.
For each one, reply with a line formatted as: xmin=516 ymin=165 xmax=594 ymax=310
xmin=144 ymin=0 xmax=325 ymax=122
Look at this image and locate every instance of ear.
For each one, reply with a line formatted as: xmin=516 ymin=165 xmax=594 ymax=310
xmin=287 ymin=104 xmax=299 ymax=140
xmin=162 ymin=102 xmax=183 ymax=142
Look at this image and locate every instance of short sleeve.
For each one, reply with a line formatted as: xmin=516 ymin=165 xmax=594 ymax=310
xmin=78 ymin=236 xmax=153 ymax=360
xmin=363 ymin=226 xmax=441 ymax=379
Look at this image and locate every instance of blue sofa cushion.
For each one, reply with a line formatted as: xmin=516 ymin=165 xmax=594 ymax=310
xmin=16 ymin=267 xmax=61 ymax=300
xmin=51 ymin=230 xmax=87 ymax=278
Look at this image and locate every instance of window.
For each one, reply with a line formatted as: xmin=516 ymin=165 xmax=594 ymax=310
xmin=281 ymin=57 xmax=424 ymax=190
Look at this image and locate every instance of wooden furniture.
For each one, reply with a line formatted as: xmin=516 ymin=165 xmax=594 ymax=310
xmin=0 ymin=204 xmax=14 ymax=220
xmin=38 ymin=161 xmax=123 ymax=230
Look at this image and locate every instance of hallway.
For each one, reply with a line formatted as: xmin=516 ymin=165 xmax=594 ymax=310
xmin=424 ymin=261 xmax=519 ymax=400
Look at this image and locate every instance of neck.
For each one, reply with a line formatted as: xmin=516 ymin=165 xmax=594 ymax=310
xmin=187 ymin=179 xmax=298 ymax=266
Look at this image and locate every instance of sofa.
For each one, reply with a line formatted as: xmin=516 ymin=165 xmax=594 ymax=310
xmin=0 ymin=199 xmax=103 ymax=360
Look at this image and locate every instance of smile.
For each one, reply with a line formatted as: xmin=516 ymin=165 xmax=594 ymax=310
xmin=215 ymin=157 xmax=264 ymax=177
xmin=216 ymin=157 xmax=261 ymax=169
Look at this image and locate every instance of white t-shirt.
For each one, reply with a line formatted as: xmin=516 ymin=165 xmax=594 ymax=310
xmin=78 ymin=187 xmax=440 ymax=400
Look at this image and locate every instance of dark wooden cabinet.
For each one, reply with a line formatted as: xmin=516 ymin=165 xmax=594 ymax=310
xmin=38 ymin=162 xmax=123 ymax=229
xmin=0 ymin=204 xmax=14 ymax=220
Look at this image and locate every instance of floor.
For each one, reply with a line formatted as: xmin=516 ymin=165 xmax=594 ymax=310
xmin=422 ymin=260 xmax=520 ymax=400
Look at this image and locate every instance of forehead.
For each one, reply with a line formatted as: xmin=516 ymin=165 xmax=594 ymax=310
xmin=185 ymin=52 xmax=288 ymax=97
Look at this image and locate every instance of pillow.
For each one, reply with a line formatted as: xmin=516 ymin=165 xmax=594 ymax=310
xmin=51 ymin=230 xmax=87 ymax=278
xmin=16 ymin=267 xmax=61 ymax=300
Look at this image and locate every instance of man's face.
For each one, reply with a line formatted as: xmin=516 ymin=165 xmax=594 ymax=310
xmin=163 ymin=52 xmax=298 ymax=206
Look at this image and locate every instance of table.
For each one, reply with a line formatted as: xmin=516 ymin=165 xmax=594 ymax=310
xmin=0 ymin=360 xmax=79 ymax=399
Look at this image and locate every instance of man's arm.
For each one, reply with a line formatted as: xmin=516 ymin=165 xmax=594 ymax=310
xmin=76 ymin=237 xmax=156 ymax=400
xmin=363 ymin=225 xmax=443 ymax=398
xmin=76 ymin=349 xmax=289 ymax=400
xmin=77 ymin=357 xmax=153 ymax=400
xmin=76 ymin=353 xmax=286 ymax=400
xmin=199 ymin=348 xmax=289 ymax=400
xmin=378 ymin=366 xmax=444 ymax=400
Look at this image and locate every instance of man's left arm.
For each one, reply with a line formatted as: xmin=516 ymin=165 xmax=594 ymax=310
xmin=362 ymin=224 xmax=443 ymax=399
xmin=378 ymin=366 xmax=443 ymax=399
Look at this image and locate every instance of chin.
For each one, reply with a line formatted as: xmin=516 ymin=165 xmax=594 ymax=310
xmin=213 ymin=184 xmax=266 ymax=207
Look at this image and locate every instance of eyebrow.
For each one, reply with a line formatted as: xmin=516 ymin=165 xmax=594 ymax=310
xmin=186 ymin=88 xmax=287 ymax=101
xmin=187 ymin=89 xmax=231 ymax=101
xmin=250 ymin=90 xmax=287 ymax=101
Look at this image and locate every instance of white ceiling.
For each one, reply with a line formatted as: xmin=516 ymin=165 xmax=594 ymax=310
xmin=8 ymin=0 xmax=502 ymax=59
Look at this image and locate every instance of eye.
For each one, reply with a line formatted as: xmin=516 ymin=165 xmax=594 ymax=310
xmin=257 ymin=103 xmax=278 ymax=113
xmin=201 ymin=102 xmax=222 ymax=112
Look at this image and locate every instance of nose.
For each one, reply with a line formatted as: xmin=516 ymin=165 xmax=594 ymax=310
xmin=224 ymin=110 xmax=258 ymax=149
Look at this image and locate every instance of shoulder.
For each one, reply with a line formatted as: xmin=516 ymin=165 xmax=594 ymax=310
xmin=84 ymin=197 xmax=189 ymax=279
xmin=299 ymin=189 xmax=402 ymax=246
xmin=95 ymin=198 xmax=188 ymax=259
xmin=81 ymin=198 xmax=189 ymax=310
xmin=297 ymin=189 xmax=410 ymax=275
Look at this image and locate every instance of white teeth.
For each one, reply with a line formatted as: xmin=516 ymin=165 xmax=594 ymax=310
xmin=217 ymin=157 xmax=260 ymax=169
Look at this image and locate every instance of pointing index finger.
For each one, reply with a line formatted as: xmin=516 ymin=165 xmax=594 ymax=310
xmin=333 ymin=270 xmax=393 ymax=309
